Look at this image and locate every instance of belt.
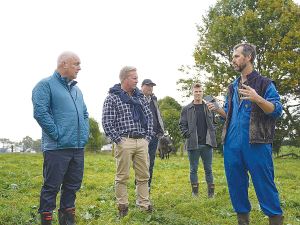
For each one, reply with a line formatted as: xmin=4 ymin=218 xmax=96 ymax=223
xmin=120 ymin=134 xmax=144 ymax=139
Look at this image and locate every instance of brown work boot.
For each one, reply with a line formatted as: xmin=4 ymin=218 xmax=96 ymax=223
xmin=141 ymin=204 xmax=153 ymax=214
xmin=269 ymin=215 xmax=284 ymax=225
xmin=118 ymin=204 xmax=128 ymax=219
xmin=237 ymin=212 xmax=250 ymax=225
xmin=207 ymin=183 xmax=215 ymax=199
xmin=191 ymin=183 xmax=199 ymax=197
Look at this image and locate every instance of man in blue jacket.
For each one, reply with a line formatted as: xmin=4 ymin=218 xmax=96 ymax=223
xmin=207 ymin=43 xmax=284 ymax=225
xmin=32 ymin=51 xmax=89 ymax=225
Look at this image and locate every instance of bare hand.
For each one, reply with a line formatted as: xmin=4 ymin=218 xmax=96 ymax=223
xmin=239 ymin=84 xmax=261 ymax=103
xmin=206 ymin=98 xmax=219 ymax=112
xmin=120 ymin=139 xmax=126 ymax=144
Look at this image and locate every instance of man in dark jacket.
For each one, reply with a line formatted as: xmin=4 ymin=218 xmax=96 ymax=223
xmin=134 ymin=79 xmax=164 ymax=205
xmin=32 ymin=51 xmax=90 ymax=225
xmin=207 ymin=43 xmax=284 ymax=225
xmin=179 ymin=83 xmax=217 ymax=198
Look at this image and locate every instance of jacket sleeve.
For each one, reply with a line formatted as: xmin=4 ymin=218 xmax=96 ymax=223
xmin=102 ymin=95 xmax=123 ymax=144
xmin=219 ymin=93 xmax=228 ymax=122
xmin=264 ymin=82 xmax=282 ymax=119
xmin=141 ymin=96 xmax=154 ymax=142
xmin=83 ymin=100 xmax=90 ymax=136
xmin=153 ymin=97 xmax=164 ymax=136
xmin=32 ymin=81 xmax=59 ymax=141
xmin=178 ymin=107 xmax=190 ymax=139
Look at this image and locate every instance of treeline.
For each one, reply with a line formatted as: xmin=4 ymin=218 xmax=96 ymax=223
xmin=177 ymin=0 xmax=300 ymax=155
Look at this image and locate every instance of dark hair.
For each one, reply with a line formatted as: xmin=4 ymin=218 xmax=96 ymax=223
xmin=233 ymin=43 xmax=256 ymax=64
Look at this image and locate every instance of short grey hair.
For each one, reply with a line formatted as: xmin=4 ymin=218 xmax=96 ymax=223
xmin=119 ymin=66 xmax=137 ymax=83
xmin=191 ymin=83 xmax=202 ymax=92
xmin=233 ymin=43 xmax=256 ymax=64
xmin=57 ymin=51 xmax=77 ymax=65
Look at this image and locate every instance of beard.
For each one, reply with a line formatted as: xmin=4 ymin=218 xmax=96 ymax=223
xmin=234 ymin=60 xmax=247 ymax=72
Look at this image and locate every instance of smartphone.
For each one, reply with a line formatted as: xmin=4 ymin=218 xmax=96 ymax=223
xmin=204 ymin=95 xmax=219 ymax=111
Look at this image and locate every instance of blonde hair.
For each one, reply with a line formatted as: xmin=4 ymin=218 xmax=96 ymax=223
xmin=119 ymin=66 xmax=137 ymax=83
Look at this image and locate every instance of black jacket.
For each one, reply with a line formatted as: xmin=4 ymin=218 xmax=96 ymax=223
xmin=179 ymin=101 xmax=217 ymax=150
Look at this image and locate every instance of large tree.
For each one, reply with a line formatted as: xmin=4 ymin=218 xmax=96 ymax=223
xmin=22 ymin=136 xmax=33 ymax=152
xmin=31 ymin=139 xmax=42 ymax=152
xmin=86 ymin=117 xmax=102 ymax=151
xmin=0 ymin=138 xmax=10 ymax=148
xmin=178 ymin=0 xmax=300 ymax=153
xmin=158 ymin=96 xmax=185 ymax=152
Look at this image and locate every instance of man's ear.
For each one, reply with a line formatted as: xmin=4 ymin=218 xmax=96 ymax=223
xmin=247 ymin=54 xmax=252 ymax=62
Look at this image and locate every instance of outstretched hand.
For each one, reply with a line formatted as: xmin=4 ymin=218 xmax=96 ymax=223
xmin=239 ymin=84 xmax=261 ymax=103
xmin=206 ymin=98 xmax=219 ymax=112
xmin=206 ymin=97 xmax=227 ymax=119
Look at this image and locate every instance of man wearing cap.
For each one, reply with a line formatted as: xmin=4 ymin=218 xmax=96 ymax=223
xmin=136 ymin=79 xmax=164 ymax=204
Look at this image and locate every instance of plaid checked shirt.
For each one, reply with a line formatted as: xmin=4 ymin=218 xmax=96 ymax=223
xmin=102 ymin=88 xmax=154 ymax=144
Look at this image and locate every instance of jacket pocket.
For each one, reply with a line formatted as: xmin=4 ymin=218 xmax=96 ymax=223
xmin=43 ymin=133 xmax=57 ymax=150
xmin=249 ymin=112 xmax=275 ymax=143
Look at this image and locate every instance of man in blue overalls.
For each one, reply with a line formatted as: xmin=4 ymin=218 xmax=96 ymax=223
xmin=207 ymin=43 xmax=284 ymax=225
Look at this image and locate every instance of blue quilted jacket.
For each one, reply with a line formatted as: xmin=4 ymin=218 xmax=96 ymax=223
xmin=32 ymin=70 xmax=90 ymax=152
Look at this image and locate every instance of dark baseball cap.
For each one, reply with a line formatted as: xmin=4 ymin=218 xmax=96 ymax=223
xmin=142 ymin=79 xmax=156 ymax=86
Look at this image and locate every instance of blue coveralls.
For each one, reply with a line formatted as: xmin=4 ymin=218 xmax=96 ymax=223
xmin=221 ymin=78 xmax=283 ymax=216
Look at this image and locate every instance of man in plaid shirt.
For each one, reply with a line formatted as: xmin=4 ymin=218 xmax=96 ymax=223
xmin=102 ymin=66 xmax=154 ymax=219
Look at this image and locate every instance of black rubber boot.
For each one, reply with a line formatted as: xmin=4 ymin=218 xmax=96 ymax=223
xmin=40 ymin=211 xmax=53 ymax=225
xmin=237 ymin=212 xmax=250 ymax=225
xmin=58 ymin=207 xmax=75 ymax=225
xmin=269 ymin=215 xmax=284 ymax=225
xmin=207 ymin=183 xmax=215 ymax=199
xmin=191 ymin=183 xmax=199 ymax=197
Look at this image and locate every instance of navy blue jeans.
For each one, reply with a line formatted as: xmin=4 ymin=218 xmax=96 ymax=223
xmin=38 ymin=148 xmax=84 ymax=213
xmin=148 ymin=137 xmax=158 ymax=187
xmin=187 ymin=145 xmax=214 ymax=184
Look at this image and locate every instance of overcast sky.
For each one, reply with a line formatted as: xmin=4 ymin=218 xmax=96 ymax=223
xmin=1 ymin=0 xmax=299 ymax=142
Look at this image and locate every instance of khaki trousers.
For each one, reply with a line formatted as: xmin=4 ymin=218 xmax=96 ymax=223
xmin=115 ymin=137 xmax=150 ymax=210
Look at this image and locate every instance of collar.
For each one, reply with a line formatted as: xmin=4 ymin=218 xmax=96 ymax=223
xmin=237 ymin=70 xmax=259 ymax=84
xmin=54 ymin=70 xmax=77 ymax=87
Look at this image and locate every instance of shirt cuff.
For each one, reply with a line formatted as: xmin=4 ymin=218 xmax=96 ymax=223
xmin=114 ymin=136 xmax=123 ymax=145
xmin=219 ymin=115 xmax=226 ymax=122
xmin=264 ymin=101 xmax=282 ymax=119
xmin=145 ymin=135 xmax=152 ymax=142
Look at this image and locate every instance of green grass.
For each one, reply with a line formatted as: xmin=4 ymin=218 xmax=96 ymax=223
xmin=0 ymin=148 xmax=299 ymax=224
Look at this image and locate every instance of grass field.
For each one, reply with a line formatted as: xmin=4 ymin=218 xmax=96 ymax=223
xmin=0 ymin=147 xmax=299 ymax=224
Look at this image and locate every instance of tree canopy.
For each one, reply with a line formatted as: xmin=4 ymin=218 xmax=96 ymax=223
xmin=158 ymin=96 xmax=184 ymax=151
xmin=86 ymin=118 xmax=102 ymax=151
xmin=178 ymin=0 xmax=300 ymax=153
xmin=22 ymin=136 xmax=33 ymax=151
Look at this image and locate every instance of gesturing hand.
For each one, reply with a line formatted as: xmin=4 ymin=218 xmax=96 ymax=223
xmin=239 ymin=84 xmax=261 ymax=103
